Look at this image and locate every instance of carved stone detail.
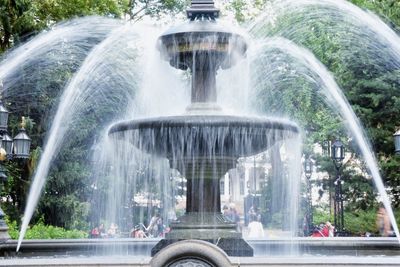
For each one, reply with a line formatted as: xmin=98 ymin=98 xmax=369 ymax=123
xmin=169 ymin=258 xmax=214 ymax=267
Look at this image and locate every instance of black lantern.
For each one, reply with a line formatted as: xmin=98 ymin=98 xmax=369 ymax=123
xmin=304 ymin=157 xmax=313 ymax=179
xmin=0 ymin=164 xmax=6 ymax=183
xmin=303 ymin=155 xmax=314 ymax=236
xmin=2 ymin=132 xmax=13 ymax=157
xmin=394 ymin=129 xmax=400 ymax=154
xmin=331 ymin=140 xmax=345 ymax=166
xmin=0 ymin=100 xmax=9 ymax=133
xmin=13 ymin=122 xmax=31 ymax=159
xmin=0 ymin=85 xmax=32 ymax=239
xmin=330 ymin=139 xmax=345 ymax=235
xmin=322 ymin=140 xmax=330 ymax=156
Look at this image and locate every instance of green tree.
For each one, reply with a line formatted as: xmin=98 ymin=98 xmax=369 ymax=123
xmin=0 ymin=0 xmax=36 ymax=51
xmin=0 ymin=0 xmax=124 ymax=52
xmin=0 ymin=0 xmax=186 ymax=231
xmin=223 ymin=0 xmax=267 ymax=23
xmin=0 ymin=0 xmax=186 ymax=52
xmin=249 ymin=0 xmax=400 ymax=209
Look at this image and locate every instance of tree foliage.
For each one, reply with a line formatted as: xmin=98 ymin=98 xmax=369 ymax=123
xmin=0 ymin=0 xmax=184 ymax=231
xmin=251 ymin=0 xmax=400 ymax=209
xmin=0 ymin=0 xmax=186 ymax=52
xmin=0 ymin=0 xmax=122 ymax=52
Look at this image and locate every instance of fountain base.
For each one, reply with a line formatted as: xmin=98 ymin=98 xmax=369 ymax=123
xmin=152 ymin=238 xmax=253 ymax=257
xmin=2 ymin=238 xmax=400 ymax=267
xmin=151 ymin=212 xmax=253 ymax=256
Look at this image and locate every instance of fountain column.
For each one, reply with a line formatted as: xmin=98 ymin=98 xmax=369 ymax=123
xmin=186 ymin=175 xmax=221 ymax=213
xmin=191 ymin=53 xmax=217 ymax=103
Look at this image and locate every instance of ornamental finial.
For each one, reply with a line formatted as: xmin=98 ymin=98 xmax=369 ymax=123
xmin=20 ymin=116 xmax=26 ymax=129
xmin=187 ymin=0 xmax=219 ymax=20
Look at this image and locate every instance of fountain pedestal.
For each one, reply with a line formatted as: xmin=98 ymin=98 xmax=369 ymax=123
xmin=151 ymin=212 xmax=253 ymax=256
xmin=152 ymin=159 xmax=253 ymax=256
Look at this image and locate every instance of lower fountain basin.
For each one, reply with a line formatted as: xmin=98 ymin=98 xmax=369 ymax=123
xmin=108 ymin=114 xmax=300 ymax=256
xmin=108 ymin=115 xmax=299 ymax=161
xmin=1 ymin=238 xmax=399 ymax=266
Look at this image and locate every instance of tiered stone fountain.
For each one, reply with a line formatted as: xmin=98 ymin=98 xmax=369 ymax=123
xmin=108 ymin=0 xmax=299 ymax=257
xmin=1 ymin=1 xmax=400 ymax=266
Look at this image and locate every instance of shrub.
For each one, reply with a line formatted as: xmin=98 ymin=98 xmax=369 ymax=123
xmin=312 ymin=208 xmax=399 ymax=236
xmin=344 ymin=209 xmax=378 ymax=235
xmin=6 ymin=217 xmax=88 ymax=239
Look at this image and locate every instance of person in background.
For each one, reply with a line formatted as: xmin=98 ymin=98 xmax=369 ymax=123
xmin=131 ymin=225 xmax=146 ymax=238
xmin=247 ymin=214 xmax=264 ymax=238
xmin=325 ymin=221 xmax=335 ymax=237
xmin=107 ymin=223 xmax=118 ymax=238
xmin=376 ymin=205 xmax=392 ymax=237
xmin=311 ymin=221 xmax=334 ymax=237
xmin=228 ymin=203 xmax=241 ymax=232
xmin=248 ymin=204 xmax=257 ymax=219
xmin=90 ymin=227 xmax=99 ymax=238
xmin=222 ymin=205 xmax=229 ymax=217
xmin=98 ymin=223 xmax=106 ymax=238
xmin=147 ymin=212 xmax=161 ymax=237
xmin=248 ymin=204 xmax=262 ymax=224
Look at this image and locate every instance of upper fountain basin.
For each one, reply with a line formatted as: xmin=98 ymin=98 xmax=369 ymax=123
xmin=158 ymin=20 xmax=248 ymax=70
xmin=108 ymin=115 xmax=299 ymax=160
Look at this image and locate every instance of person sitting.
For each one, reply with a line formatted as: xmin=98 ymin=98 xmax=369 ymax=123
xmin=222 ymin=205 xmax=229 ymax=217
xmin=131 ymin=225 xmax=146 ymax=238
xmin=311 ymin=222 xmax=334 ymax=237
xmin=107 ymin=223 xmax=118 ymax=238
xmin=311 ymin=223 xmax=325 ymax=237
xmin=90 ymin=227 xmax=99 ymax=238
xmin=147 ymin=212 xmax=161 ymax=237
xmin=98 ymin=223 xmax=106 ymax=238
xmin=376 ymin=206 xmax=392 ymax=237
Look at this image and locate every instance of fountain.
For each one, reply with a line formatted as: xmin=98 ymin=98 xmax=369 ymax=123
xmin=108 ymin=0 xmax=299 ymax=256
xmin=0 ymin=0 xmax=400 ymax=266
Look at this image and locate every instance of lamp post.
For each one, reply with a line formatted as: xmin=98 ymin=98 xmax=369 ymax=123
xmin=304 ymin=156 xmax=313 ymax=235
xmin=331 ymin=139 xmax=345 ymax=235
xmin=0 ymin=94 xmax=31 ymax=240
xmin=394 ymin=129 xmax=400 ymax=155
xmin=322 ymin=140 xmax=331 ymax=157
